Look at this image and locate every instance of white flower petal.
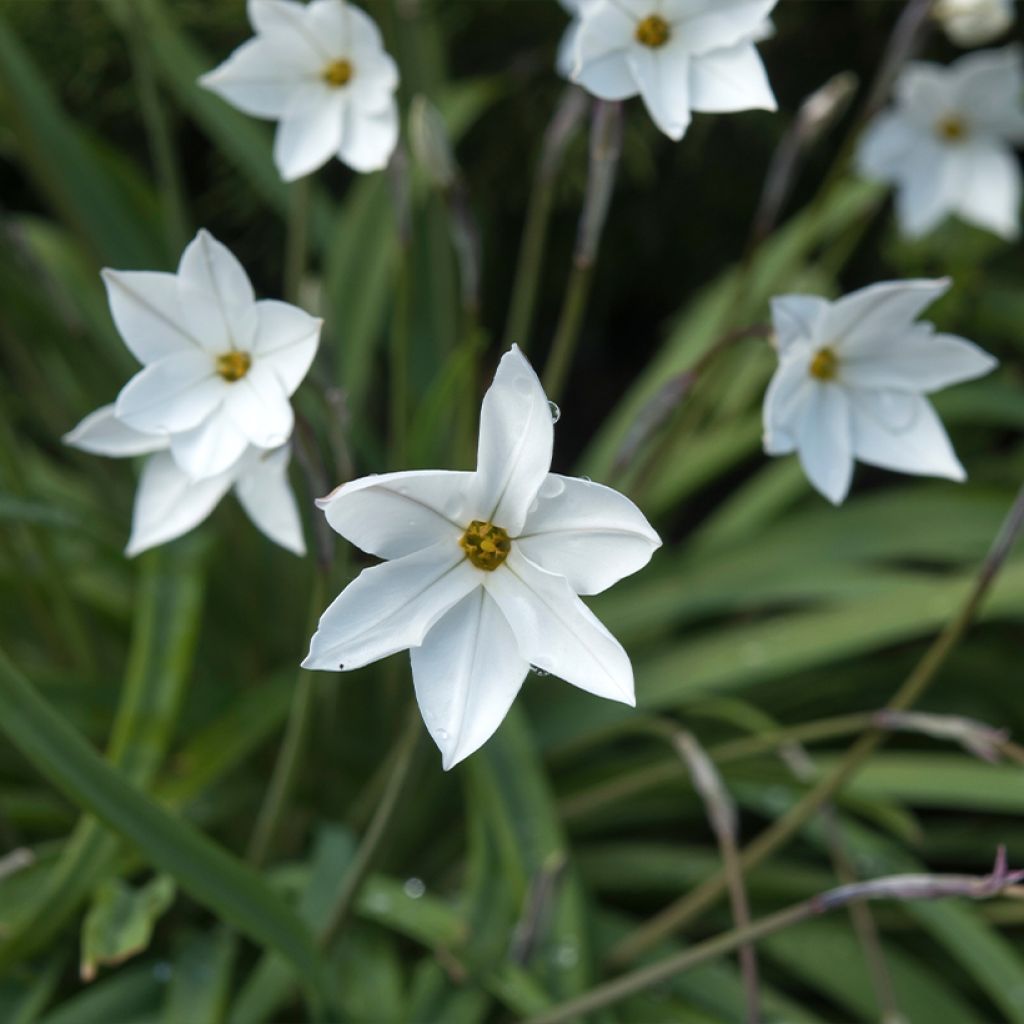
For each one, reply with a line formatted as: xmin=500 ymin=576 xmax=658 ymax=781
xmin=951 ymin=45 xmax=1023 ymax=132
xmin=223 ymin=363 xmax=295 ymax=450
xmin=665 ymin=0 xmax=779 ymax=56
xmin=337 ymin=101 xmax=399 ymax=173
xmin=64 ymin=404 xmax=169 ymax=458
xmin=348 ymin=52 xmax=400 ymax=114
xmin=317 ymin=469 xmax=472 ymax=560
xmin=936 ymin=0 xmax=1014 ymax=47
xmin=250 ymin=299 xmax=322 ymax=395
xmin=824 ymin=278 xmax=951 ymax=353
xmin=471 ymin=346 xmax=553 ymax=536
xmin=952 ymin=138 xmax=1021 ymax=239
xmin=234 ymin=445 xmax=306 ymax=555
xmin=101 ymin=269 xmax=201 ymax=364
xmin=484 ymin=549 xmax=634 ymax=705
xmin=574 ymin=0 xmax=634 ymax=70
xmin=626 ymin=43 xmax=691 ymax=140
xmin=169 ymin=409 xmax=250 ymax=480
xmin=273 ymin=91 xmax=347 ymax=181
xmin=411 ymin=588 xmax=529 ymax=770
xmin=557 ymin=17 xmax=581 ymax=80
xmin=575 ymin=50 xmax=638 ymax=99
xmin=796 ymin=383 xmax=853 ymax=505
xmin=892 ymin=140 xmax=963 ymax=237
xmin=856 ymin=111 xmax=919 ymax=181
xmin=302 ymin=542 xmax=479 ymax=671
xmin=115 ymin=352 xmax=226 ymax=435
xmin=770 ymin=294 xmax=830 ymax=352
xmin=126 ymin=452 xmax=234 ymax=557
xmin=850 ymin=391 xmax=966 ymax=482
xmin=688 ymin=41 xmax=776 ymax=113
xmin=841 ymin=327 xmax=998 ymax=393
xmin=177 ymin=229 xmax=256 ymax=311
xmin=894 ymin=62 xmax=950 ymax=121
xmin=517 ymin=475 xmax=661 ymax=595
xmin=762 ymin=354 xmax=814 ymax=456
xmin=307 ymin=0 xmax=383 ymax=54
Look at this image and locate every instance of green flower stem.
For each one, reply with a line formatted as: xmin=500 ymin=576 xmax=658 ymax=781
xmin=246 ymin=569 xmax=328 ymax=868
xmin=542 ymin=99 xmax=623 ymax=404
xmin=606 ymin=479 xmax=1024 ymax=968
xmin=283 ymin=176 xmax=312 ymax=306
xmin=503 ymin=86 xmax=588 ymax=354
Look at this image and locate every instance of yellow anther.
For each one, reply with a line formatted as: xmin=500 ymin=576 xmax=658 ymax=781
xmin=809 ymin=347 xmax=839 ymax=382
xmin=635 ymin=14 xmax=671 ymax=48
xmin=216 ymin=351 xmax=251 ymax=382
xmin=936 ymin=114 xmax=967 ymax=143
xmin=323 ymin=59 xmax=353 ymax=87
xmin=460 ymin=520 xmax=511 ymax=571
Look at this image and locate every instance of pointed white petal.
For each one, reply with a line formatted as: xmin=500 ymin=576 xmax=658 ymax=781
xmin=471 ymin=346 xmax=553 ymax=535
xmin=484 ymin=549 xmax=634 ymax=705
xmin=302 ymin=542 xmax=480 ymax=671
xmin=234 ymin=445 xmax=306 ymax=555
xmin=517 ymin=475 xmax=661 ymax=595
xmin=556 ymin=18 xmax=581 ymax=80
xmin=126 ymin=452 xmax=234 ymax=557
xmin=893 ymin=62 xmax=951 ymax=121
xmin=850 ymin=391 xmax=966 ymax=482
xmin=770 ymin=294 xmax=830 ymax=352
xmin=177 ymin=229 xmax=256 ymax=313
xmin=337 ymin=101 xmax=399 ymax=173
xmin=762 ymin=351 xmax=814 ymax=455
xmin=626 ymin=44 xmax=691 ymax=140
xmin=64 ymin=404 xmax=169 ymax=458
xmin=856 ymin=112 xmax=918 ymax=181
xmin=307 ymin=0 xmax=384 ymax=53
xmin=348 ymin=52 xmax=400 ymax=114
xmin=317 ymin=469 xmax=472 ymax=559
xmin=574 ymin=0 xmax=634 ymax=69
xmin=824 ymin=278 xmax=950 ymax=353
xmin=115 ymin=352 xmax=226 ymax=435
xmin=169 ymin=410 xmax=250 ymax=480
xmin=411 ymin=588 xmax=529 ymax=770
xmin=892 ymin=142 xmax=962 ymax=237
xmin=666 ymin=0 xmax=779 ymax=55
xmin=795 ymin=383 xmax=853 ymax=505
xmin=222 ymin=363 xmax=295 ymax=449
xmin=273 ymin=92 xmax=346 ymax=181
xmin=952 ymin=139 xmax=1021 ymax=240
xmin=688 ymin=42 xmax=776 ymax=113
xmin=101 ymin=269 xmax=200 ymax=364
xmin=250 ymin=299 xmax=322 ymax=395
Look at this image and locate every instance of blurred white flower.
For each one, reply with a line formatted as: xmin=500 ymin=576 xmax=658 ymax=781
xmin=92 ymin=229 xmax=321 ymax=481
xmin=304 ymin=346 xmax=660 ymax=769
xmin=857 ymin=46 xmax=1024 ymax=239
xmin=201 ymin=0 xmax=400 ymax=180
xmin=65 ymin=407 xmax=305 ymax=556
xmin=763 ymin=279 xmax=997 ymax=505
xmin=934 ymin=0 xmax=1014 ymax=47
xmin=569 ymin=0 xmax=777 ymax=140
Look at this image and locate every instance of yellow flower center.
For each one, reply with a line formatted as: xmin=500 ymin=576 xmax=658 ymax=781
xmin=635 ymin=14 xmax=671 ymax=48
xmin=809 ymin=346 xmax=839 ymax=382
xmin=323 ymin=58 xmax=354 ymax=87
xmin=936 ymin=113 xmax=967 ymax=143
xmin=216 ymin=351 xmax=251 ymax=382
xmin=460 ymin=520 xmax=511 ymax=571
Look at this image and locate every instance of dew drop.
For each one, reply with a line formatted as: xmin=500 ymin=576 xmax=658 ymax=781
xmin=548 ymin=400 xmax=561 ymax=423
xmin=580 ymin=476 xmax=592 ymax=485
xmin=403 ymin=877 xmax=426 ymax=899
xmin=539 ymin=476 xmax=566 ymax=500
xmin=436 ymin=728 xmax=449 ymax=741
xmin=531 ymin=665 xmax=551 ymax=678
xmin=443 ymin=496 xmax=463 ymax=520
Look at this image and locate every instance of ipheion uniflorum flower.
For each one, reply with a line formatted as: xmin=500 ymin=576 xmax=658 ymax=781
xmin=303 ymin=346 xmax=661 ymax=769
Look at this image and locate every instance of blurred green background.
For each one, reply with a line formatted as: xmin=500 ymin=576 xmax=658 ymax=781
xmin=2 ymin=1 xmax=1024 ymax=1021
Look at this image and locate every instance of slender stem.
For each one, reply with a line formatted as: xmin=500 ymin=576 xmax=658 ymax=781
xmin=320 ymin=705 xmax=420 ymax=947
xmin=526 ymin=859 xmax=1022 ymax=1024
xmin=387 ymin=146 xmax=413 ymax=469
xmin=503 ymin=86 xmax=589 ymax=353
xmin=246 ymin=572 xmax=327 ymax=868
xmin=283 ymin=177 xmax=312 ymax=306
xmin=542 ymin=100 xmax=623 ymax=403
xmin=607 ymin=479 xmax=1024 ymax=967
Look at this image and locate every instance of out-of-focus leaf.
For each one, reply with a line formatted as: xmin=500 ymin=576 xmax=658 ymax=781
xmin=161 ymin=927 xmax=235 ymax=1024
xmin=37 ymin=964 xmax=163 ymax=1024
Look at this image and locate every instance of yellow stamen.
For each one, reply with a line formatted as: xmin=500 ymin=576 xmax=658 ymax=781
xmin=460 ymin=520 xmax=511 ymax=572
xmin=323 ymin=58 xmax=353 ymax=87
xmin=635 ymin=14 xmax=671 ymax=48
xmin=936 ymin=113 xmax=967 ymax=143
xmin=216 ymin=351 xmax=251 ymax=382
xmin=809 ymin=347 xmax=838 ymax=382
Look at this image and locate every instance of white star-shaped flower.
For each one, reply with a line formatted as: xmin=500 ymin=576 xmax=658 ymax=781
xmin=569 ymin=0 xmax=777 ymax=140
xmin=200 ymin=0 xmax=400 ymax=180
xmin=763 ymin=279 xmax=998 ymax=505
xmin=934 ymin=0 xmax=1014 ymax=47
xmin=857 ymin=46 xmax=1024 ymax=240
xmin=89 ymin=229 xmax=321 ymax=481
xmin=303 ymin=346 xmax=661 ymax=769
xmin=65 ymin=406 xmax=305 ymax=557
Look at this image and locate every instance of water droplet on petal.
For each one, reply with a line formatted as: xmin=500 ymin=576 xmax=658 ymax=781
xmin=403 ymin=877 xmax=426 ymax=899
xmin=531 ymin=665 xmax=551 ymax=678
xmin=539 ymin=476 xmax=566 ymax=499
xmin=548 ymin=400 xmax=561 ymax=423
xmin=580 ymin=476 xmax=592 ymax=485
xmin=443 ymin=496 xmax=463 ymax=520
xmin=436 ymin=728 xmax=449 ymax=741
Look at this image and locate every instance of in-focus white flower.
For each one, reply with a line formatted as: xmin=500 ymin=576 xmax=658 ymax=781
xmin=201 ymin=0 xmax=400 ymax=180
xmin=304 ymin=346 xmax=661 ymax=769
xmin=934 ymin=0 xmax=1014 ymax=47
xmin=91 ymin=229 xmax=321 ymax=481
xmin=763 ymin=279 xmax=997 ymax=505
xmin=65 ymin=406 xmax=306 ymax=556
xmin=857 ymin=46 xmax=1024 ymax=239
xmin=569 ymin=0 xmax=777 ymax=140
